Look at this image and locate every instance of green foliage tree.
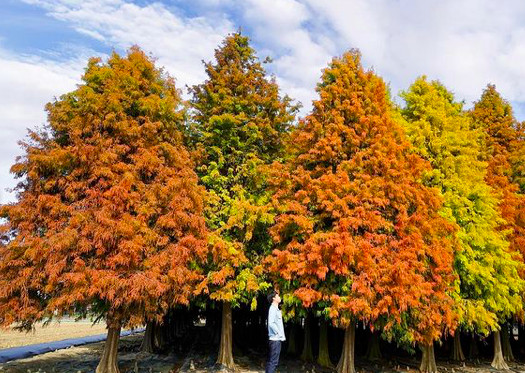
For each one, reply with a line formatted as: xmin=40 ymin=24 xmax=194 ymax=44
xmin=470 ymin=85 xmax=525 ymax=369
xmin=400 ymin=77 xmax=523 ymax=369
xmin=190 ymin=32 xmax=297 ymax=368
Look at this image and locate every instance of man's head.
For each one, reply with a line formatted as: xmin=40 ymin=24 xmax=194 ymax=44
xmin=267 ymin=290 xmax=281 ymax=305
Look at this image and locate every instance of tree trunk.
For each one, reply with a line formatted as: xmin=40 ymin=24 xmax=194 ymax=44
xmin=213 ymin=312 xmax=221 ymax=345
xmin=301 ymin=314 xmax=314 ymax=362
xmin=287 ymin=323 xmax=297 ymax=356
xmin=419 ymin=343 xmax=437 ymax=373
xmin=492 ymin=330 xmax=509 ymax=370
xmin=96 ymin=322 xmax=121 ymax=373
xmin=153 ymin=321 xmax=167 ymax=352
xmin=175 ymin=314 xmax=184 ymax=338
xmin=365 ymin=331 xmax=382 ymax=361
xmin=501 ymin=324 xmax=514 ymax=362
xmin=451 ymin=332 xmax=465 ymax=361
xmin=317 ymin=320 xmax=334 ymax=368
xmin=337 ymin=323 xmax=356 ymax=373
xmin=140 ymin=322 xmax=155 ymax=353
xmin=469 ymin=334 xmax=478 ymax=359
xmin=217 ymin=301 xmax=235 ymax=369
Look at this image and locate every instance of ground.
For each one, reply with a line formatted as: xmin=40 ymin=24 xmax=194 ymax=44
xmin=2 ymin=329 xmax=525 ymax=372
xmin=0 ymin=320 xmax=107 ymax=349
xmin=4 ymin=337 xmax=525 ymax=373
xmin=0 ymin=334 xmax=180 ymax=373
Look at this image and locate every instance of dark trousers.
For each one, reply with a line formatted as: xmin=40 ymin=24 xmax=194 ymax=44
xmin=266 ymin=340 xmax=282 ymax=373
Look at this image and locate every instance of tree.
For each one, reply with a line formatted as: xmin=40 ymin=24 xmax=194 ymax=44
xmin=0 ymin=47 xmax=207 ymax=373
xmin=190 ymin=33 xmax=297 ymax=368
xmin=511 ymin=121 xmax=525 ymax=194
xmin=365 ymin=330 xmax=382 ymax=361
xmin=266 ymin=51 xmax=457 ymax=373
xmin=471 ymin=85 xmax=525 ymax=369
xmin=300 ymin=312 xmax=314 ymax=362
xmin=400 ymin=78 xmax=523 ymax=367
xmin=318 ymin=319 xmax=335 ymax=368
xmin=471 ymin=85 xmax=525 ymax=261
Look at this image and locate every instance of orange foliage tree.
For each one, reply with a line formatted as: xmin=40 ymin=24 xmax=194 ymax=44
xmin=266 ymin=51 xmax=457 ymax=373
xmin=0 ymin=47 xmax=207 ymax=373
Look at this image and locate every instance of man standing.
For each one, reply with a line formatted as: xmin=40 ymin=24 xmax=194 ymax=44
xmin=266 ymin=290 xmax=285 ymax=373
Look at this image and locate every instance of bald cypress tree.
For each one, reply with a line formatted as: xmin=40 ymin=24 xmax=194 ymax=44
xmin=0 ymin=48 xmax=207 ymax=373
xmin=190 ymin=33 xmax=297 ymax=368
xmin=471 ymin=85 xmax=525 ymax=260
xmin=470 ymin=85 xmax=525 ymax=369
xmin=400 ymin=77 xmax=523 ymax=369
xmin=267 ymin=51 xmax=457 ymax=373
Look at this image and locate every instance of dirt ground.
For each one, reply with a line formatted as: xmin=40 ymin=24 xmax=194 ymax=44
xmin=0 ymin=320 xmax=107 ymax=349
xmin=3 ymin=331 xmax=525 ymax=373
xmin=4 ymin=341 xmax=525 ymax=373
xmin=0 ymin=334 xmax=180 ymax=373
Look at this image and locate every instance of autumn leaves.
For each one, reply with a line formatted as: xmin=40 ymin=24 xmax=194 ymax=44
xmin=267 ymin=52 xmax=458 ymax=373
xmin=1 ymin=48 xmax=208 ymax=373
xmin=1 ymin=33 xmax=524 ymax=373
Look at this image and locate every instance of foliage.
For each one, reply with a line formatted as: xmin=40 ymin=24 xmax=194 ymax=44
xmin=471 ymin=85 xmax=525 ymax=279
xmin=266 ymin=51 xmax=457 ymax=345
xmin=190 ymin=33 xmax=298 ymax=306
xmin=0 ymin=47 xmax=207 ymax=329
xmin=400 ymin=77 xmax=523 ymax=334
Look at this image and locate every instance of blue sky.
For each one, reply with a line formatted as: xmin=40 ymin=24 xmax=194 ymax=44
xmin=1 ymin=0 xmax=525 ymax=203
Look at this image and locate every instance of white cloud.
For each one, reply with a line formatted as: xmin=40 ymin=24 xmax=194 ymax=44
xmin=4 ymin=0 xmax=525 ymax=203
xmin=0 ymin=50 xmax=82 ymax=204
xmin=303 ymin=0 xmax=525 ymax=107
xmin=22 ymin=0 xmax=235 ymax=87
xmin=239 ymin=0 xmax=334 ymax=110
xmin=22 ymin=0 xmax=334 ymax=110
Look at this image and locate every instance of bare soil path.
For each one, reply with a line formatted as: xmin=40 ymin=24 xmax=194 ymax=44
xmin=0 ymin=334 xmax=180 ymax=373
xmin=0 ymin=320 xmax=107 ymax=349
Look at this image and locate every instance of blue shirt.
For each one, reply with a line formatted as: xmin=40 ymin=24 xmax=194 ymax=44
xmin=268 ymin=304 xmax=286 ymax=341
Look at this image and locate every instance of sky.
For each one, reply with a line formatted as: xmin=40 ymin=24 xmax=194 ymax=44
xmin=2 ymin=0 xmax=525 ymax=203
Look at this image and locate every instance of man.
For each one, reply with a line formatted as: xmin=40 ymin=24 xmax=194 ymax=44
xmin=266 ymin=290 xmax=285 ymax=373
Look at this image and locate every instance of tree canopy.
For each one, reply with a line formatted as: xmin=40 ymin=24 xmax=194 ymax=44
xmin=471 ymin=85 xmax=525 ymax=275
xmin=400 ymin=77 xmax=523 ymax=335
xmin=0 ymin=46 xmax=207 ymax=330
xmin=191 ymin=33 xmax=297 ymax=306
xmin=266 ymin=52 xmax=457 ymax=358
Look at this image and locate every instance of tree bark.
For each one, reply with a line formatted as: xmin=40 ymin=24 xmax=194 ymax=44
xmin=365 ymin=331 xmax=382 ymax=361
xmin=492 ymin=330 xmax=509 ymax=370
xmin=451 ymin=332 xmax=465 ymax=361
xmin=317 ymin=319 xmax=334 ymax=368
xmin=501 ymin=324 xmax=514 ymax=362
xmin=217 ymin=301 xmax=235 ymax=369
xmin=287 ymin=323 xmax=297 ymax=356
xmin=419 ymin=343 xmax=437 ymax=373
xmin=153 ymin=321 xmax=167 ymax=352
xmin=301 ymin=314 xmax=314 ymax=362
xmin=337 ymin=323 xmax=356 ymax=373
xmin=140 ymin=322 xmax=155 ymax=353
xmin=96 ymin=321 xmax=121 ymax=373
xmin=469 ymin=334 xmax=478 ymax=359
xmin=174 ymin=313 xmax=184 ymax=338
